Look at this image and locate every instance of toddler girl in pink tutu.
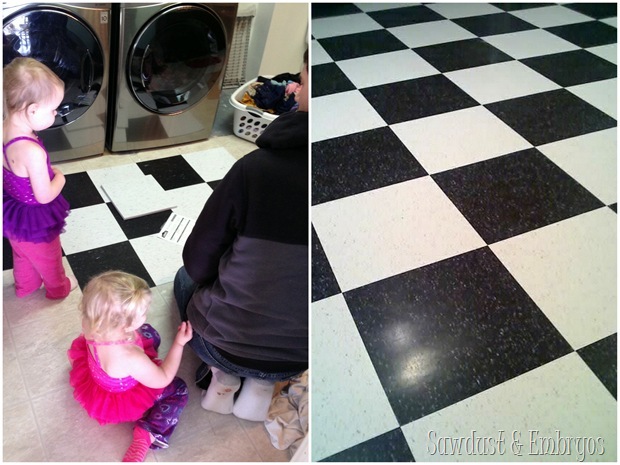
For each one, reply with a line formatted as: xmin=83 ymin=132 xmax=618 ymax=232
xmin=67 ymin=271 xmax=192 ymax=462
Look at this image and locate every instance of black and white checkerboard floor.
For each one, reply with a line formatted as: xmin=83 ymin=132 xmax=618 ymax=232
xmin=311 ymin=3 xmax=617 ymax=462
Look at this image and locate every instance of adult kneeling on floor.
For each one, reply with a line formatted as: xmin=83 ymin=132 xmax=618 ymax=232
xmin=173 ymin=49 xmax=308 ymax=422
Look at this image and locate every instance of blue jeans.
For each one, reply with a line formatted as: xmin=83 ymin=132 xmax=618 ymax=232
xmin=173 ymin=267 xmax=304 ymax=383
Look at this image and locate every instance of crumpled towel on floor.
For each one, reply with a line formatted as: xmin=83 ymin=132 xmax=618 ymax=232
xmin=265 ymin=370 xmax=308 ymax=456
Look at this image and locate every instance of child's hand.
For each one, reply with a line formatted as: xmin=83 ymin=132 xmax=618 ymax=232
xmin=174 ymin=321 xmax=193 ymax=347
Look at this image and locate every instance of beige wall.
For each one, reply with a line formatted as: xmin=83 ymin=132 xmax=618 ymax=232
xmin=253 ymin=3 xmax=308 ymax=77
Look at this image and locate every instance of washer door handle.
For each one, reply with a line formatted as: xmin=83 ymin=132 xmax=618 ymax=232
xmin=140 ymin=43 xmax=152 ymax=89
xmin=80 ymin=49 xmax=94 ymax=93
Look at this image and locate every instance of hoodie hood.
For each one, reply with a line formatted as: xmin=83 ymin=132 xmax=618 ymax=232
xmin=256 ymin=110 xmax=308 ymax=150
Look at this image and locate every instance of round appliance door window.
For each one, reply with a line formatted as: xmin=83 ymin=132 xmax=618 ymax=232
xmin=128 ymin=4 xmax=227 ymax=114
xmin=3 ymin=7 xmax=105 ymax=128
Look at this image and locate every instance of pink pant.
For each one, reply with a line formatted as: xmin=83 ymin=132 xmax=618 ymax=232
xmin=9 ymin=235 xmax=71 ymax=299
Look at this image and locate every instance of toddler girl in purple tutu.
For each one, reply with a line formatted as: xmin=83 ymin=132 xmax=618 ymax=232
xmin=3 ymin=57 xmax=77 ymax=299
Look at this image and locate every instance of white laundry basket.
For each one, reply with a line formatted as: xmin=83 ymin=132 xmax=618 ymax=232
xmin=230 ymin=79 xmax=278 ymax=142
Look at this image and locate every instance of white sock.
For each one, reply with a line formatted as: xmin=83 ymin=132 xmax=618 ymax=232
xmin=200 ymin=367 xmax=241 ymax=415
xmin=232 ymin=377 xmax=276 ymax=422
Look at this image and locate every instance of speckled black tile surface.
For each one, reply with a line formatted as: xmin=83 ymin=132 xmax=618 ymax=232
xmin=312 ymin=227 xmax=341 ymax=302
xmin=137 ymin=155 xmax=204 ymax=191
xmin=312 ymin=127 xmax=427 ymax=205
xmin=521 ymin=50 xmax=617 ymax=87
xmin=414 ymin=38 xmax=514 ymax=73
xmin=485 ymin=89 xmax=617 ymax=146
xmin=311 ymin=3 xmax=617 ymax=461
xmin=577 ymin=333 xmax=617 ymax=399
xmin=312 ymin=62 xmax=356 ymax=98
xmin=344 ymin=247 xmax=573 ymax=424
xmin=360 ymin=75 xmax=479 ymax=124
xmin=452 ymin=12 xmax=537 ymax=36
xmin=321 ymin=428 xmax=415 ymax=462
xmin=62 ymin=172 xmax=105 ymax=209
xmin=312 ymin=3 xmax=361 ymax=19
xmin=432 ymin=148 xmax=605 ymax=244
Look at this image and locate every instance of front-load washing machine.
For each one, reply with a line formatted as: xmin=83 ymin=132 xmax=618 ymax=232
xmin=106 ymin=3 xmax=238 ymax=152
xmin=3 ymin=3 xmax=111 ymax=162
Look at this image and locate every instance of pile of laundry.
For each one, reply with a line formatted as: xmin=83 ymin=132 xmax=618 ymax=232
xmin=240 ymin=72 xmax=302 ymax=115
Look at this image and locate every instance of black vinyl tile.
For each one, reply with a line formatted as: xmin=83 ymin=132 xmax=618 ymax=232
xmin=452 ymin=12 xmax=537 ymax=37
xmin=312 ymin=62 xmax=357 ymax=98
xmin=312 ymin=127 xmax=427 ymax=205
xmin=413 ymin=38 xmax=513 ymax=73
xmin=107 ymin=203 xmax=172 ymax=240
xmin=485 ymin=89 xmax=617 ymax=146
xmin=3 ymin=237 xmax=13 ymax=270
xmin=317 ymin=29 xmax=408 ymax=62
xmin=360 ymin=75 xmax=479 ymax=124
xmin=312 ymin=3 xmax=362 ymax=19
xmin=66 ymin=241 xmax=155 ymax=290
xmin=577 ymin=333 xmax=617 ymax=399
xmin=609 ymin=203 xmax=617 ymax=213
xmin=321 ymin=428 xmax=415 ymax=462
xmin=563 ymin=3 xmax=618 ymax=20
xmin=432 ymin=148 xmax=605 ymax=244
xmin=367 ymin=5 xmax=446 ymax=28
xmin=311 ymin=227 xmax=341 ymax=302
xmin=545 ymin=21 xmax=618 ymax=48
xmin=63 ymin=172 xmax=105 ymax=209
xmin=520 ymin=50 xmax=617 ymax=87
xmin=491 ymin=3 xmax=555 ymax=12
xmin=207 ymin=180 xmax=221 ymax=191
xmin=137 ymin=155 xmax=204 ymax=191
xmin=344 ymin=247 xmax=573 ymax=425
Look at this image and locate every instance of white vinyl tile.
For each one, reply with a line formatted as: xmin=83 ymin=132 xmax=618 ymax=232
xmin=87 ymin=163 xmax=147 ymax=202
xmin=388 ymin=20 xmax=476 ymax=48
xmin=490 ymin=207 xmax=617 ymax=350
xmin=312 ymin=177 xmax=486 ymax=292
xmin=567 ymin=78 xmax=617 ymax=120
xmin=445 ymin=61 xmax=560 ymax=105
xmin=509 ymin=5 xmax=593 ymax=28
xmin=102 ymin=174 xmax=176 ymax=220
xmin=601 ymin=17 xmax=617 ymax=28
xmin=3 ymin=314 xmax=28 ymax=407
xmin=62 ymin=203 xmax=128 ymax=254
xmin=538 ymin=128 xmax=617 ymax=205
xmin=311 ymin=294 xmax=399 ymax=461
xmin=483 ymin=29 xmax=580 ymax=59
xmin=311 ymin=13 xmax=382 ymax=39
xmin=3 ymin=402 xmax=47 ymax=461
xmin=337 ymin=49 xmax=439 ymax=89
xmin=182 ymin=147 xmax=237 ymax=182
xmin=390 ymin=106 xmax=532 ymax=174
xmin=402 ymin=353 xmax=617 ymax=461
xmin=312 ymin=39 xmax=333 ymax=65
xmin=426 ymin=3 xmax=503 ymax=19
xmin=130 ymin=235 xmax=185 ymax=286
xmin=312 ymin=90 xmax=386 ymax=143
xmin=166 ymin=182 xmax=213 ymax=220
xmin=587 ymin=44 xmax=617 ymax=64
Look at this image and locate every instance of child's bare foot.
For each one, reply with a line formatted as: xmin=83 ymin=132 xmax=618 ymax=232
xmin=69 ymin=276 xmax=78 ymax=291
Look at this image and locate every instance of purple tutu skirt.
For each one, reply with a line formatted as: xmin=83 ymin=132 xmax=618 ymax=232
xmin=3 ymin=191 xmax=70 ymax=244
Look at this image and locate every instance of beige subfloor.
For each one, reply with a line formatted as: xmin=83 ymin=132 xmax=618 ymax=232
xmin=3 ymin=134 xmax=294 ymax=462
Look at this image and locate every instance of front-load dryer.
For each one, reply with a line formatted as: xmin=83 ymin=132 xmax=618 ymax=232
xmin=106 ymin=3 xmax=238 ymax=152
xmin=3 ymin=3 xmax=111 ymax=162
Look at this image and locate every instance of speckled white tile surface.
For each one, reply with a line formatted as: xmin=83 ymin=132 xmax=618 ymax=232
xmin=402 ymin=353 xmax=617 ymax=461
xmin=490 ymin=207 xmax=617 ymax=350
xmin=182 ymin=147 xmax=237 ymax=182
xmin=312 ymin=90 xmax=386 ymax=143
xmin=390 ymin=105 xmax=532 ymax=175
xmin=312 ymin=177 xmax=486 ymax=292
xmin=587 ymin=44 xmax=617 ymax=64
xmin=567 ymin=78 xmax=617 ymax=119
xmin=445 ymin=61 xmax=561 ymax=105
xmin=311 ymin=39 xmax=333 ymax=66
xmin=311 ymin=13 xmax=382 ymax=39
xmin=166 ymin=182 xmax=213 ymax=220
xmin=538 ymin=128 xmax=617 ymax=206
xmin=102 ymin=174 xmax=176 ymax=220
xmin=509 ymin=5 xmax=592 ymax=28
xmin=483 ymin=29 xmax=580 ymax=60
xmin=426 ymin=2 xmax=503 ymax=19
xmin=86 ymin=163 xmax=147 ymax=202
xmin=388 ymin=19 xmax=475 ymax=48
xmin=130 ymin=235 xmax=185 ymax=286
xmin=61 ymin=203 xmax=127 ymax=254
xmin=337 ymin=49 xmax=439 ymax=89
xmin=312 ymin=294 xmax=399 ymax=461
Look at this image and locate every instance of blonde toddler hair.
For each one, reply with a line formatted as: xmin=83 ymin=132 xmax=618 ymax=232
xmin=80 ymin=271 xmax=151 ymax=340
xmin=3 ymin=57 xmax=64 ymax=119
